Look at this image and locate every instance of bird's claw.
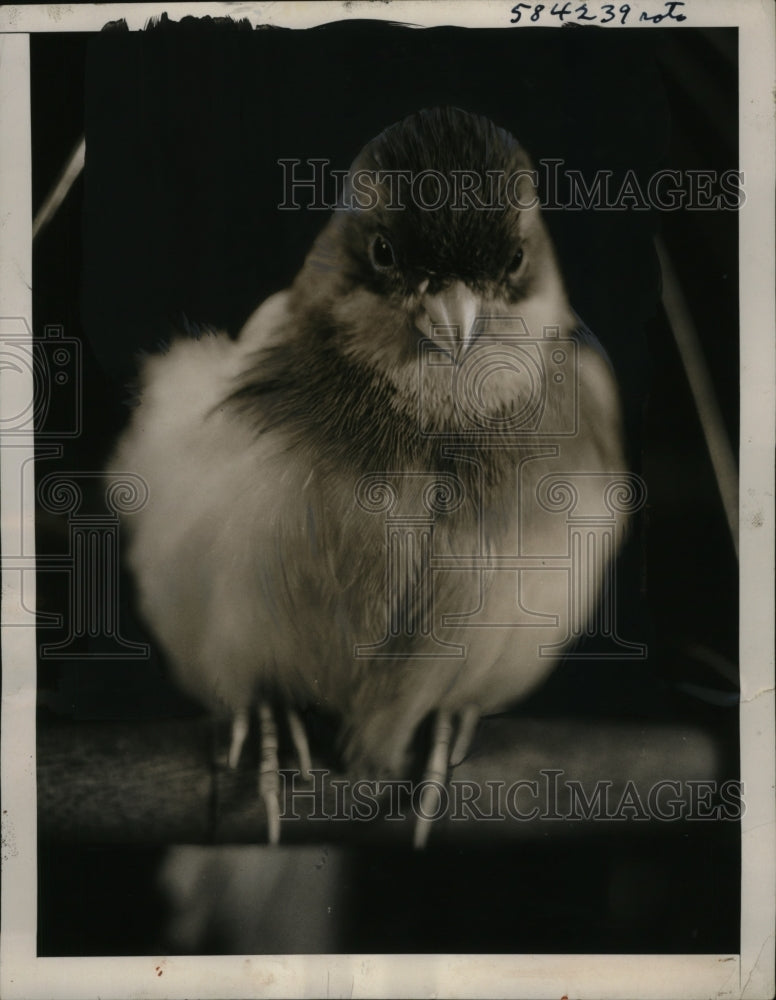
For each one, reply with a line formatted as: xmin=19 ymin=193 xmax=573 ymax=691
xmin=449 ymin=702 xmax=480 ymax=767
xmin=286 ymin=706 xmax=313 ymax=782
xmin=231 ymin=699 xmax=476 ymax=848
xmin=227 ymin=710 xmax=250 ymax=770
xmin=413 ymin=709 xmax=453 ymax=849
xmin=258 ymin=701 xmax=281 ymax=845
xmin=414 ymin=703 xmax=480 ymax=850
xmin=225 ymin=703 xmax=312 ymax=845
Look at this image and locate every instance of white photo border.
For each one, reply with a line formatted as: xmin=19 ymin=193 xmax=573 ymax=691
xmin=1 ymin=3 xmax=773 ymax=998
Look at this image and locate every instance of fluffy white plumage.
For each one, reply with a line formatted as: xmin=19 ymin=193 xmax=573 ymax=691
xmin=109 ymin=109 xmax=630 ymax=810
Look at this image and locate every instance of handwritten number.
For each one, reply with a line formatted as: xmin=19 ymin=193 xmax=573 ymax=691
xmin=574 ymin=3 xmax=597 ymax=21
xmin=551 ymin=1 xmax=572 ymax=20
xmin=510 ymin=2 xmax=531 ymax=22
xmin=510 ymin=0 xmax=683 ymax=25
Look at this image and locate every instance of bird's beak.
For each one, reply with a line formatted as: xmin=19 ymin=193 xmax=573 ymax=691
xmin=417 ymin=281 xmax=481 ymax=362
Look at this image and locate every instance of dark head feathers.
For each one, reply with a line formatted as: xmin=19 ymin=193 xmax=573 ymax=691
xmin=224 ymin=107 xmax=547 ymax=480
xmin=341 ymin=107 xmax=533 ymax=288
xmin=353 ymin=106 xmax=526 ymax=178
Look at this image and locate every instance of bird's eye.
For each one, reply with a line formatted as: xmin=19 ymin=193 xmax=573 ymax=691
xmin=369 ymin=234 xmax=396 ymax=272
xmin=508 ymin=249 xmax=525 ymax=275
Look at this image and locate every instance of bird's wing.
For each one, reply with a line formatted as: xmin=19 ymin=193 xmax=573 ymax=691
xmin=571 ymin=310 xmax=616 ymax=372
xmin=108 ymin=291 xmax=332 ymax=713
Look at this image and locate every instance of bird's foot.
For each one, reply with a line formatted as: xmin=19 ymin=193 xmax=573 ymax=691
xmin=414 ymin=703 xmax=480 ymax=850
xmin=449 ymin=702 xmax=480 ymax=767
xmin=257 ymin=701 xmax=281 ymax=845
xmin=225 ymin=703 xmax=313 ymax=845
xmin=285 ymin=706 xmax=313 ymax=781
xmin=227 ymin=710 xmax=250 ymax=769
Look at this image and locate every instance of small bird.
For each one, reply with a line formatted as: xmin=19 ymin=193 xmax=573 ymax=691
xmin=109 ymin=108 xmax=629 ymax=847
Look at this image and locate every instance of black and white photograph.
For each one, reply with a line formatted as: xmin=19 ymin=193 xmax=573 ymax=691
xmin=1 ymin=2 xmax=774 ymax=998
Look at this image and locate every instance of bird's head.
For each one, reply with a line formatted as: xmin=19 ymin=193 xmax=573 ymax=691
xmin=290 ymin=107 xmax=576 ymax=435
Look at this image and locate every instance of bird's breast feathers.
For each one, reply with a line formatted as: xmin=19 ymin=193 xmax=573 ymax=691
xmin=111 ymin=292 xmax=626 ymax=724
xmin=107 ymin=108 xmax=634 ymax=777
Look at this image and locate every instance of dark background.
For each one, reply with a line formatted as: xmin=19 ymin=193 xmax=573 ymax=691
xmin=33 ymin=19 xmax=740 ymax=955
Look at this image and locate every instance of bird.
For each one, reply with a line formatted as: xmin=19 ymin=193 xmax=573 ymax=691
xmin=108 ymin=107 xmax=631 ymax=847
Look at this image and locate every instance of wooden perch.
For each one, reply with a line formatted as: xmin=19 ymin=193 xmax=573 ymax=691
xmin=37 ymin=714 xmax=731 ymax=845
